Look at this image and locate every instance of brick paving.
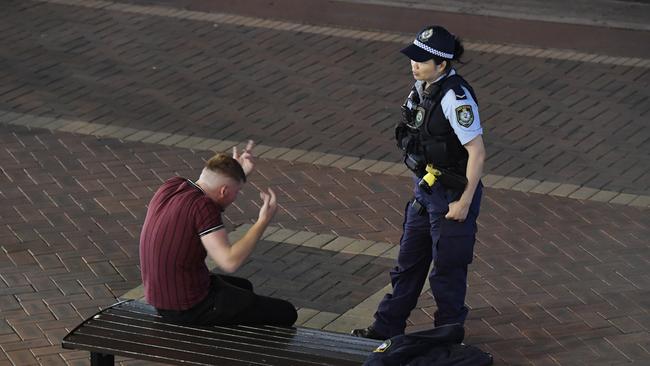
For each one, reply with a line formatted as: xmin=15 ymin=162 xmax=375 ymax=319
xmin=335 ymin=0 xmax=650 ymax=31
xmin=2 ymin=0 xmax=649 ymax=195
xmin=0 ymin=0 xmax=649 ymax=365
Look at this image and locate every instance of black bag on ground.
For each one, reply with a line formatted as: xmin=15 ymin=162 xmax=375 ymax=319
xmin=363 ymin=324 xmax=492 ymax=366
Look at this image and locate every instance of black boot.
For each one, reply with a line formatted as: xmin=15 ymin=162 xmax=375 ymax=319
xmin=350 ymin=325 xmax=387 ymax=340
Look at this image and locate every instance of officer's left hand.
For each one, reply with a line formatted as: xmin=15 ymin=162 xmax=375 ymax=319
xmin=445 ymin=200 xmax=469 ymax=222
xmin=233 ymin=140 xmax=255 ymax=176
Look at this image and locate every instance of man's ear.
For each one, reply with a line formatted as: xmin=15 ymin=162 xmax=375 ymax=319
xmin=218 ymin=185 xmax=228 ymax=198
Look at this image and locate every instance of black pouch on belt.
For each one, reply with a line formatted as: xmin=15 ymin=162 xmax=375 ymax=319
xmin=410 ymin=198 xmax=426 ymax=216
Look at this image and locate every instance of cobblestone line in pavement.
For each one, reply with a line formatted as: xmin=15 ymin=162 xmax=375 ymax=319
xmin=39 ymin=0 xmax=650 ymax=67
xmin=3 ymin=0 xmax=649 ymax=197
xmin=2 ymin=110 xmax=649 ymax=208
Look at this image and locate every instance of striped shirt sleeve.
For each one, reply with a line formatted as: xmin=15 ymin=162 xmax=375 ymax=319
xmin=195 ymin=198 xmax=224 ymax=237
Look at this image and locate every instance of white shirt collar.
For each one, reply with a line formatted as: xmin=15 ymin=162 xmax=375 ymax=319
xmin=415 ymin=68 xmax=456 ymax=99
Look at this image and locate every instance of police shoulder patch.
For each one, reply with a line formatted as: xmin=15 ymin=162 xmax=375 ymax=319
xmin=373 ymin=340 xmax=391 ymax=353
xmin=455 ymin=105 xmax=474 ymax=128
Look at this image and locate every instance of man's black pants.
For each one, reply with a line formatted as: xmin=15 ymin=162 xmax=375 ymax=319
xmin=157 ymin=274 xmax=297 ymax=327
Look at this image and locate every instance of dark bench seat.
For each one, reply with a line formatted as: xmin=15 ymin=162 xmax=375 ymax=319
xmin=62 ymin=300 xmax=381 ymax=366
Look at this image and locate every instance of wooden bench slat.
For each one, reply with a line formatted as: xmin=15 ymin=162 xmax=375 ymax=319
xmin=111 ymin=304 xmax=373 ymax=345
xmin=75 ymin=321 xmax=367 ymax=365
xmin=64 ymin=333 xmax=265 ymax=366
xmin=63 ymin=300 xmax=379 ymax=365
xmin=115 ymin=301 xmax=378 ymax=347
xmin=103 ymin=310 xmax=379 ymax=353
xmin=89 ymin=316 xmax=372 ymax=359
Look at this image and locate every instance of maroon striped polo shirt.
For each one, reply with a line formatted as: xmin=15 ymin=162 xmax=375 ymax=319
xmin=139 ymin=177 xmax=224 ymax=310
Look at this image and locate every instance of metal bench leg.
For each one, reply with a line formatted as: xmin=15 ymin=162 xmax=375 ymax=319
xmin=91 ymin=352 xmax=114 ymax=366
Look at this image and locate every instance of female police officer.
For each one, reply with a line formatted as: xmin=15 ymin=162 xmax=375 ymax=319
xmin=352 ymin=25 xmax=485 ymax=340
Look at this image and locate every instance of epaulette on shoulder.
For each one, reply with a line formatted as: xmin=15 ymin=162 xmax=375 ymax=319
xmin=442 ymin=75 xmax=469 ymax=101
xmin=451 ymin=85 xmax=467 ymax=100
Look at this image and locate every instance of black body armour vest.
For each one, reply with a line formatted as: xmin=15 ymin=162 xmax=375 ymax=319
xmin=398 ymin=74 xmax=478 ymax=176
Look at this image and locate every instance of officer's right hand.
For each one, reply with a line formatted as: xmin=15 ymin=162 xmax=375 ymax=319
xmin=257 ymin=187 xmax=278 ymax=225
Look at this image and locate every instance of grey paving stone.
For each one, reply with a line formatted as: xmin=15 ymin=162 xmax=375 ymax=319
xmin=492 ymin=176 xmax=524 ymax=190
xmin=330 ymin=156 xmax=360 ymax=169
xmin=382 ymin=163 xmax=409 ymax=176
xmin=340 ymin=239 xmax=374 ymax=254
xmin=313 ymin=154 xmax=344 ymax=166
xmin=362 ymin=242 xmax=394 ymax=257
xmin=590 ymin=190 xmax=620 ymax=202
xmin=530 ymin=181 xmax=562 ymax=195
xmin=193 ymin=138 xmax=220 ymax=150
xmin=174 ymin=136 xmax=205 ymax=148
xmin=283 ymin=231 xmax=318 ymax=245
xmin=569 ymin=187 xmax=600 ymax=200
xmin=609 ymin=193 xmax=638 ymax=205
xmin=629 ymin=195 xmax=650 ymax=207
xmin=277 ymin=149 xmax=309 ymax=162
xmin=482 ymin=174 xmax=505 ymax=187
xmin=108 ymin=127 xmax=140 ymax=139
xmin=302 ymin=311 xmax=340 ymax=329
xmin=347 ymin=159 xmax=378 ymax=171
xmin=366 ymin=161 xmax=396 ymax=174
xmin=92 ymin=125 xmax=121 ymax=137
xmin=260 ymin=147 xmax=291 ymax=159
xmin=123 ymin=129 xmax=155 ymax=142
xmin=322 ymin=237 xmax=357 ymax=251
xmin=265 ymin=228 xmax=297 ymax=243
xmin=302 ymin=234 xmax=337 ymax=248
xmin=549 ymin=184 xmax=581 ymax=197
xmin=158 ymin=134 xmax=188 ymax=146
xmin=209 ymin=140 xmax=239 ymax=153
xmin=295 ymin=308 xmax=319 ymax=326
xmin=296 ymin=151 xmax=327 ymax=164
xmin=511 ymin=179 xmax=542 ymax=192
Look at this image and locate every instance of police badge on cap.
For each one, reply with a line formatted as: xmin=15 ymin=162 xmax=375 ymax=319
xmin=401 ymin=25 xmax=456 ymax=62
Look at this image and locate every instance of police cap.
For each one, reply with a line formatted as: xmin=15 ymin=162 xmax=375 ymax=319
xmin=401 ymin=25 xmax=456 ymax=62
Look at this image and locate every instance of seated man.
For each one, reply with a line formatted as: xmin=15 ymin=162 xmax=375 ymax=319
xmin=139 ymin=141 xmax=297 ymax=326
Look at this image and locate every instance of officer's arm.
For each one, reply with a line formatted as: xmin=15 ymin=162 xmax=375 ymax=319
xmin=200 ymin=222 xmax=267 ymax=273
xmin=459 ymin=135 xmax=485 ymax=206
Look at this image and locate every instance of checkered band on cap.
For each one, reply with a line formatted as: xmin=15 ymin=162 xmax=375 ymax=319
xmin=413 ymin=39 xmax=454 ymax=59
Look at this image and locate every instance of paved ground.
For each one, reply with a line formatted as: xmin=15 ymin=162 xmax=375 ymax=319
xmin=0 ymin=0 xmax=649 ymax=365
xmin=335 ymin=0 xmax=650 ymax=30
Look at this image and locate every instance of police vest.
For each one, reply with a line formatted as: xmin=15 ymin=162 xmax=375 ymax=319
xmin=401 ymin=74 xmax=478 ymax=175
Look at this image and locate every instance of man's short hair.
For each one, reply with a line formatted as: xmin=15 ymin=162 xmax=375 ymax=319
xmin=204 ymin=153 xmax=246 ymax=183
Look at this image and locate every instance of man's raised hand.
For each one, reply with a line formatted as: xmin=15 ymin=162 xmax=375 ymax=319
xmin=233 ymin=140 xmax=255 ymax=176
xmin=257 ymin=188 xmax=278 ymax=225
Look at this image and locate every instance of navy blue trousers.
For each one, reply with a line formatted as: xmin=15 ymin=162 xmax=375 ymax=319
xmin=373 ymin=179 xmax=482 ymax=338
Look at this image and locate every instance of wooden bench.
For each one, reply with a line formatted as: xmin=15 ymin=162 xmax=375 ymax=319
xmin=62 ymin=300 xmax=382 ymax=366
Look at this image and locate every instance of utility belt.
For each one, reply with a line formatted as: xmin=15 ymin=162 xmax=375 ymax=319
xmin=403 ymin=150 xmax=467 ymax=194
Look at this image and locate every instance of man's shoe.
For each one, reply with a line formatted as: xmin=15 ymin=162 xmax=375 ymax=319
xmin=350 ymin=325 xmax=387 ymax=340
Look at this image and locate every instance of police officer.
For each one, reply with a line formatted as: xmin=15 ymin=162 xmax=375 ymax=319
xmin=352 ymin=25 xmax=486 ymax=340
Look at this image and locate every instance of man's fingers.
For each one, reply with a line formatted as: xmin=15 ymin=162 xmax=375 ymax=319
xmin=245 ymin=140 xmax=255 ymax=152
xmin=268 ymin=188 xmax=276 ymax=205
xmin=232 ymin=146 xmax=238 ymax=158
